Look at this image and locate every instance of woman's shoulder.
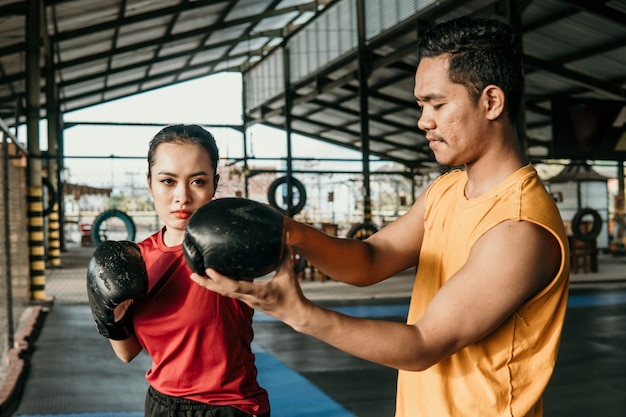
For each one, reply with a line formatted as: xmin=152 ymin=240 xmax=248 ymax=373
xmin=138 ymin=227 xmax=166 ymax=253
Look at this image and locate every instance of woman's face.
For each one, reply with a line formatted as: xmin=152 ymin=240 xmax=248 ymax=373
xmin=148 ymin=141 xmax=217 ymax=245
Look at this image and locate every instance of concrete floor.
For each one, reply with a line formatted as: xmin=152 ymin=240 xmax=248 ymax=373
xmin=5 ymin=245 xmax=626 ymax=417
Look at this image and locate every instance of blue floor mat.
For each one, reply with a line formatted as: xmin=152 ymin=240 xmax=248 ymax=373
xmin=254 ymin=343 xmax=356 ymax=417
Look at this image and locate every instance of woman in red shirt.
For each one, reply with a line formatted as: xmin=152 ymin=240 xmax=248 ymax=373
xmin=109 ymin=124 xmax=270 ymax=417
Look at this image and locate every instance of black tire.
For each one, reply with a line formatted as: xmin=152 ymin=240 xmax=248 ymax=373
xmin=571 ymin=208 xmax=602 ymax=242
xmin=267 ymin=176 xmax=307 ymax=216
xmin=91 ymin=209 xmax=136 ymax=246
xmin=42 ymin=176 xmax=57 ymax=216
xmin=346 ymin=222 xmax=378 ymax=240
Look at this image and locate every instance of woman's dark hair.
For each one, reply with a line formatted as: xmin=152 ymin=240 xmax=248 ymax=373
xmin=417 ymin=16 xmax=524 ymax=121
xmin=147 ymin=124 xmax=219 ymax=180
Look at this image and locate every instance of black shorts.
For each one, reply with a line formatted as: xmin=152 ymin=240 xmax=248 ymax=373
xmin=145 ymin=386 xmax=270 ymax=417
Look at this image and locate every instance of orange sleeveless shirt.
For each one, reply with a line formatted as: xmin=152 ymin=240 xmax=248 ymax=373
xmin=396 ymin=165 xmax=569 ymax=417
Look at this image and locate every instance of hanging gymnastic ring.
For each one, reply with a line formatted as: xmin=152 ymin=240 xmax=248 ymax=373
xmin=91 ymin=209 xmax=136 ymax=246
xmin=42 ymin=176 xmax=57 ymax=216
xmin=267 ymin=176 xmax=307 ymax=216
xmin=346 ymin=222 xmax=378 ymax=240
xmin=571 ymin=208 xmax=602 ymax=242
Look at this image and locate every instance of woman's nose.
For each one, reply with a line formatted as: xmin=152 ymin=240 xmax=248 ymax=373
xmin=175 ymin=184 xmax=191 ymax=203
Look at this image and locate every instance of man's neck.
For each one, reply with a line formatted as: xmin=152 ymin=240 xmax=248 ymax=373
xmin=464 ymin=147 xmax=527 ymax=199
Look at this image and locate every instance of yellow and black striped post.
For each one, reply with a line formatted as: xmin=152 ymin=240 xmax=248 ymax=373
xmin=27 ymin=185 xmax=47 ymax=300
xmin=25 ymin=0 xmax=48 ymax=301
xmin=47 ymin=202 xmax=61 ymax=267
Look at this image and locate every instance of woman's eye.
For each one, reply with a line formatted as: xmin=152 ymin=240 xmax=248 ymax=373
xmin=192 ymin=178 xmax=207 ymax=186
xmin=161 ymin=178 xmax=174 ymax=185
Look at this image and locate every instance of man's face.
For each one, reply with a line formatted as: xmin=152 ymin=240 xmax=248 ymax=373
xmin=414 ymin=56 xmax=488 ymax=167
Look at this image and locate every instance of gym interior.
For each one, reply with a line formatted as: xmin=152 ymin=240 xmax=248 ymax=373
xmin=1 ymin=1 xmax=626 ymax=416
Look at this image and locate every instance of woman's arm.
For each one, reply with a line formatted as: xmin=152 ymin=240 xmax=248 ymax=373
xmin=109 ymin=335 xmax=143 ymax=363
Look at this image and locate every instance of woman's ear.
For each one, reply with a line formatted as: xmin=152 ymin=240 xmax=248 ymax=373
xmin=482 ymin=85 xmax=505 ymax=121
xmin=146 ymin=172 xmax=153 ymax=196
xmin=214 ymin=173 xmax=220 ymax=190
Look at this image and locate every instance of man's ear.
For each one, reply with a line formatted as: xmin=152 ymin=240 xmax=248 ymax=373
xmin=482 ymin=85 xmax=505 ymax=121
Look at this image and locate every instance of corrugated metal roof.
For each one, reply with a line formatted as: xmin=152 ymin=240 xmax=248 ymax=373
xmin=0 ymin=0 xmax=330 ymax=119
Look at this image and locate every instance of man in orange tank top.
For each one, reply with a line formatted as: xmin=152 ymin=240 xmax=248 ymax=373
xmin=193 ymin=16 xmax=569 ymax=417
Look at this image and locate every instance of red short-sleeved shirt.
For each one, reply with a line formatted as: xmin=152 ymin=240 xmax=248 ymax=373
xmin=134 ymin=228 xmax=269 ymax=415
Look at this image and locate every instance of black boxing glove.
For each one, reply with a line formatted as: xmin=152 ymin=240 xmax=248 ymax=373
xmin=183 ymin=198 xmax=285 ymax=281
xmin=87 ymin=240 xmax=148 ymax=340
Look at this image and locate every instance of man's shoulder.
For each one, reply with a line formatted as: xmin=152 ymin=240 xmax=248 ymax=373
xmin=431 ymin=168 xmax=464 ymax=185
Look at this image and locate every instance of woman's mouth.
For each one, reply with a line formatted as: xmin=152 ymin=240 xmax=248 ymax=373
xmin=173 ymin=210 xmax=192 ymax=219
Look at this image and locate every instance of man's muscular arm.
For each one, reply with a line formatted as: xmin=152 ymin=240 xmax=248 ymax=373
xmin=192 ymin=219 xmax=561 ymax=371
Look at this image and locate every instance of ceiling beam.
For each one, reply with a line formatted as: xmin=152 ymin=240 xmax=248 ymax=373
xmin=523 ymin=55 xmax=626 ymax=99
xmin=563 ymin=0 xmax=626 ymax=26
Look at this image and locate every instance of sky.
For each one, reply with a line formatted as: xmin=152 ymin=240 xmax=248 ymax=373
xmin=42 ymin=71 xmax=367 ymax=191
